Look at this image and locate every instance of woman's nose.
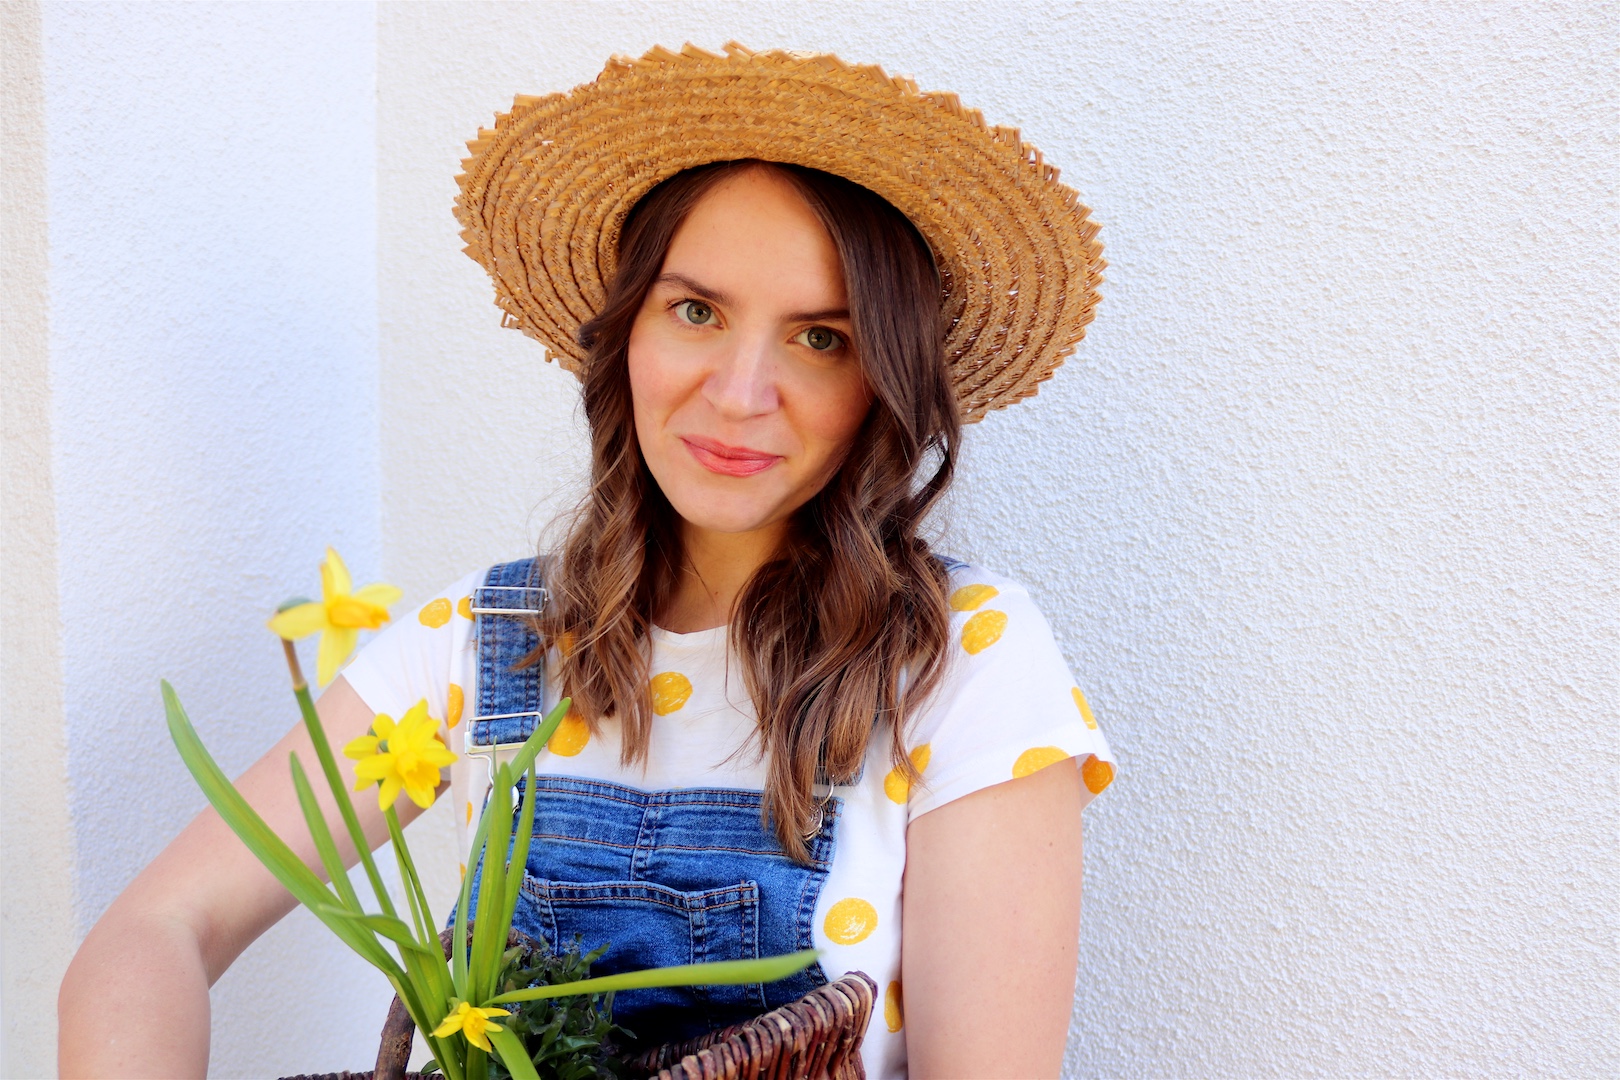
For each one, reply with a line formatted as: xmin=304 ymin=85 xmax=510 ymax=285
xmin=702 ymin=335 xmax=780 ymax=419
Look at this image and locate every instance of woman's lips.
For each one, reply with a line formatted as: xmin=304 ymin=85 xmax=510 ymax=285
xmin=680 ymin=437 xmax=782 ymax=477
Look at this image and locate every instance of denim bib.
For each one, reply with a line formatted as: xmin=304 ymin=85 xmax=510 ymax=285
xmin=462 ymin=559 xmax=838 ymax=1046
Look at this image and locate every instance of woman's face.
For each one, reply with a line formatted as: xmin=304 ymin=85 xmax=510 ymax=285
xmin=627 ymin=167 xmax=873 ymax=540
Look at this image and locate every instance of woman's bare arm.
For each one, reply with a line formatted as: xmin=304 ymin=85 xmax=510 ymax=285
xmin=901 ymin=757 xmax=1084 ymax=1079
xmin=58 ymin=677 xmax=427 ymax=1079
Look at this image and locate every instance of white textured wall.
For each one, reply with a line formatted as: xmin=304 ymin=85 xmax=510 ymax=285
xmin=8 ymin=2 xmax=1615 ymax=1077
xmin=32 ymin=2 xmax=389 ymax=1075
xmin=1 ymin=4 xmax=76 ymax=1076
xmin=378 ymin=2 xmax=1618 ymax=1077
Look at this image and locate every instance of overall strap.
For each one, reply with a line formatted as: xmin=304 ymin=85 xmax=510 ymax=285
xmin=466 ymin=558 xmax=548 ymax=772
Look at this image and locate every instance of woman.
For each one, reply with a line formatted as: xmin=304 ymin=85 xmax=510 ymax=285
xmin=60 ymin=44 xmax=1114 ymax=1079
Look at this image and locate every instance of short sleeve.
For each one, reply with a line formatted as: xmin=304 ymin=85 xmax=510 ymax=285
xmin=902 ymin=564 xmax=1117 ymax=821
xmin=339 ymin=568 xmax=483 ymax=740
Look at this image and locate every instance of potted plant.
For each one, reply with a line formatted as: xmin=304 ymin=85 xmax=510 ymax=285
xmin=163 ymin=549 xmax=816 ymax=1080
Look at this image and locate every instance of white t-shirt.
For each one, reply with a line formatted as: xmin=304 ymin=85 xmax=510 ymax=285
xmin=342 ymin=559 xmax=1115 ymax=1079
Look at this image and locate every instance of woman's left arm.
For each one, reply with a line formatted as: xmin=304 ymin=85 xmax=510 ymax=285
xmin=901 ymin=756 xmax=1084 ymax=1079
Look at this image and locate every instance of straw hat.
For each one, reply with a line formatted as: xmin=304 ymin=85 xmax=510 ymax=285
xmin=454 ymin=42 xmax=1104 ymax=422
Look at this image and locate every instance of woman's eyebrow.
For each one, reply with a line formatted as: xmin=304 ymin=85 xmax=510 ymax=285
xmin=653 ymin=272 xmax=733 ymax=306
xmin=784 ymin=304 xmax=851 ymax=324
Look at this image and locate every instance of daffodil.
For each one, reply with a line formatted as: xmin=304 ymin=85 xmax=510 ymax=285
xmin=431 ymin=999 xmax=511 ymax=1053
xmin=343 ymin=700 xmax=457 ymax=811
xmin=268 ymin=547 xmax=402 ymax=686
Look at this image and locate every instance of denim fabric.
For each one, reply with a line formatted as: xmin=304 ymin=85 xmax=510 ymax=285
xmin=462 ymin=560 xmax=837 ymax=1047
xmin=466 ymin=558 xmax=548 ymax=751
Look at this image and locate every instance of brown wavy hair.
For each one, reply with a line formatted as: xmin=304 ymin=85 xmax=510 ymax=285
xmin=540 ymin=160 xmax=959 ymax=861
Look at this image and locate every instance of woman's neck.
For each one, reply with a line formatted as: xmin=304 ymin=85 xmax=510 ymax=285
xmin=659 ymin=520 xmax=788 ymax=633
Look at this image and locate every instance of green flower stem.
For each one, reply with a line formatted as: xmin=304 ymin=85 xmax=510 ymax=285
xmin=163 ymin=683 xmax=406 ymax=982
xmin=501 ymin=761 xmax=537 ymax=948
xmin=470 ymin=762 xmax=513 ymax=1004
xmin=384 ymin=806 xmax=433 ymax=948
xmin=453 ymin=698 xmax=573 ymax=1000
xmin=486 ymin=1025 xmax=541 ymax=1080
xmin=486 ymin=949 xmax=821 ymax=1005
xmin=451 ymin=807 xmax=491 ymax=997
xmin=427 ymin=1035 xmax=466 ymax=1080
xmin=382 ymin=805 xmax=459 ymax=1025
xmin=284 ymin=646 xmax=399 ymax=923
xmin=289 ymin=754 xmax=362 ymax=912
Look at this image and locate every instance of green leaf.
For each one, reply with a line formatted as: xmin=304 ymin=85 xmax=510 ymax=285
xmin=500 ymin=759 xmax=536 ymax=944
xmin=384 ymin=805 xmax=434 ymax=950
xmin=485 ymin=1025 xmax=541 ymax=1080
xmin=471 ymin=762 xmax=514 ymax=1003
xmin=289 ymin=753 xmax=361 ymax=912
xmin=162 ymin=682 xmax=405 ymax=981
xmin=291 ymin=682 xmax=398 ymax=921
xmin=166 ymin=682 xmax=466 ymax=1076
xmin=452 ymin=817 xmax=486 ymax=995
xmin=454 ymin=697 xmax=570 ymax=1000
xmin=487 ymin=949 xmax=820 ymax=1005
xmin=322 ymin=908 xmax=440 ymax=957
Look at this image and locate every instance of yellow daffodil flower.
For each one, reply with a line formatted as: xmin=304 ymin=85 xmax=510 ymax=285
xmin=343 ymin=700 xmax=457 ymax=811
xmin=268 ymin=547 xmax=402 ymax=686
xmin=431 ymin=999 xmax=511 ymax=1053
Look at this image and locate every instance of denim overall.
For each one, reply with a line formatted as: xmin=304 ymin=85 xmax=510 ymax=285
xmin=461 ymin=558 xmax=840 ymax=1047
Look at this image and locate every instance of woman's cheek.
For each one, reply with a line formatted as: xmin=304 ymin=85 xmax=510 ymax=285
xmin=806 ymin=367 xmax=873 ymax=451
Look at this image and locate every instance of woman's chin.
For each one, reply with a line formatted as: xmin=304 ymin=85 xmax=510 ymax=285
xmin=668 ymin=499 xmax=791 ymax=540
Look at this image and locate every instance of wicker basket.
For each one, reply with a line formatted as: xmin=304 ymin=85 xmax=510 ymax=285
xmin=284 ymin=929 xmax=875 ymax=1080
xmin=624 ymin=971 xmax=876 ymax=1080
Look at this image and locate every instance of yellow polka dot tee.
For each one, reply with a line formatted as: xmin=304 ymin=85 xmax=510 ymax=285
xmin=341 ymin=560 xmax=1114 ymax=1079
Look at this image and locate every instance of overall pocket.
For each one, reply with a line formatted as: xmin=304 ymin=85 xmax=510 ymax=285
xmin=515 ymin=873 xmax=767 ymax=1046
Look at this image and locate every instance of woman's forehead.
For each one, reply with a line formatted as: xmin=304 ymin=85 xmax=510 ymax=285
xmin=659 ymin=168 xmax=848 ymax=315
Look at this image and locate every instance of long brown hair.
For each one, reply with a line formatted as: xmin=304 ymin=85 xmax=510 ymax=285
xmin=541 ymin=159 xmax=959 ymax=861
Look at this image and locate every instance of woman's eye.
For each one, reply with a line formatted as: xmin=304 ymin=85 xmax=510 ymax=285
xmin=795 ymin=326 xmax=845 ymax=352
xmin=675 ymin=300 xmax=716 ymax=326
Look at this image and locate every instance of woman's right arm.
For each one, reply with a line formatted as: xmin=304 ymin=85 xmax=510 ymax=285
xmin=58 ymin=677 xmax=419 ymax=1079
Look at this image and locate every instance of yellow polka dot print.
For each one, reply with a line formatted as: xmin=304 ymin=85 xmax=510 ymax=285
xmin=961 ymin=609 xmax=1008 ymax=654
xmin=446 ymin=683 xmax=464 ymax=728
xmin=465 ymin=801 xmax=473 ymax=826
xmin=823 ymin=897 xmax=878 ymax=945
xmin=456 ymin=595 xmax=473 ymax=620
xmin=418 ymin=598 xmax=451 ymax=628
xmin=1013 ymin=745 xmax=1070 ymax=779
xmin=1082 ymin=754 xmax=1115 ymax=795
xmin=547 ymin=709 xmax=590 ymax=756
xmin=1072 ymin=686 xmax=1098 ymax=730
xmin=883 ymin=743 xmax=932 ymax=804
xmin=883 ymin=981 xmax=904 ymax=1033
xmin=650 ymin=671 xmax=693 ymax=715
xmin=949 ymin=583 xmax=999 ymax=611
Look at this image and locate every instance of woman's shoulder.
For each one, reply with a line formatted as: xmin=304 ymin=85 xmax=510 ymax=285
xmin=909 ymin=555 xmax=1116 ymax=814
xmin=927 ymin=554 xmax=1078 ymax=705
xmin=935 ymin=557 xmax=1053 ymax=637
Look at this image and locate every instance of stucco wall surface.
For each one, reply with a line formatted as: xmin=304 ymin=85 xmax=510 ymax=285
xmin=36 ymin=2 xmax=389 ymax=1075
xmin=378 ymin=2 xmax=1618 ymax=1077
xmin=1 ymin=4 xmax=76 ymax=1076
xmin=7 ymin=1 xmax=1615 ymax=1077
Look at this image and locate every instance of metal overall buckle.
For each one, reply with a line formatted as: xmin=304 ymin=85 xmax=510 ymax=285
xmin=466 ymin=583 xmax=546 ymax=785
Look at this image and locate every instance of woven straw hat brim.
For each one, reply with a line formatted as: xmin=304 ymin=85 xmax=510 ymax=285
xmin=455 ymin=41 xmax=1104 ymax=422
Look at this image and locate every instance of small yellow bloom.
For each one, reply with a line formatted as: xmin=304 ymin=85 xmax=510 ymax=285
xmin=431 ymin=999 xmax=511 ymax=1053
xmin=268 ymin=547 xmax=402 ymax=686
xmin=343 ymin=700 xmax=457 ymax=811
